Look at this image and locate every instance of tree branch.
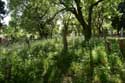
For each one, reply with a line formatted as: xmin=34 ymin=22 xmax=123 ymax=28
xmin=88 ymin=0 xmax=104 ymax=29
xmin=43 ymin=8 xmax=72 ymax=27
xmin=73 ymin=0 xmax=88 ymax=29
xmin=92 ymin=0 xmax=104 ymax=7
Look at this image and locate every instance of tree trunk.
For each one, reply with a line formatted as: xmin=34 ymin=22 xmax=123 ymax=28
xmin=70 ymin=0 xmax=103 ymax=41
xmin=119 ymin=39 xmax=125 ymax=58
xmin=4 ymin=64 xmax=12 ymax=83
xmin=89 ymin=41 xmax=94 ymax=83
xmin=63 ymin=21 xmax=68 ymax=52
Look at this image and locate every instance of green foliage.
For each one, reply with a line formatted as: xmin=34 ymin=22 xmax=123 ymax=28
xmin=1 ymin=36 xmax=125 ymax=83
xmin=92 ymin=46 xmax=108 ymax=66
xmin=2 ymin=0 xmax=125 ymax=83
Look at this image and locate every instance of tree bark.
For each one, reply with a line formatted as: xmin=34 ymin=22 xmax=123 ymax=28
xmin=63 ymin=20 xmax=68 ymax=52
xmin=119 ymin=39 xmax=125 ymax=58
xmin=70 ymin=0 xmax=104 ymax=41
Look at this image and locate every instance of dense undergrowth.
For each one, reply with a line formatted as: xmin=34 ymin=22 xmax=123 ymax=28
xmin=0 ymin=37 xmax=125 ymax=83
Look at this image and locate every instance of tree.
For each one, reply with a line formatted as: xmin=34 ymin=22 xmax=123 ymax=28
xmin=0 ymin=0 xmax=6 ymax=19
xmin=60 ymin=0 xmax=104 ymax=41
xmin=0 ymin=0 xmax=6 ymax=27
xmin=8 ymin=0 xmax=66 ymax=39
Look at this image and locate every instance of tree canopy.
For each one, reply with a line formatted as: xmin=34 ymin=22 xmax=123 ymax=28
xmin=1 ymin=0 xmax=125 ymax=83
